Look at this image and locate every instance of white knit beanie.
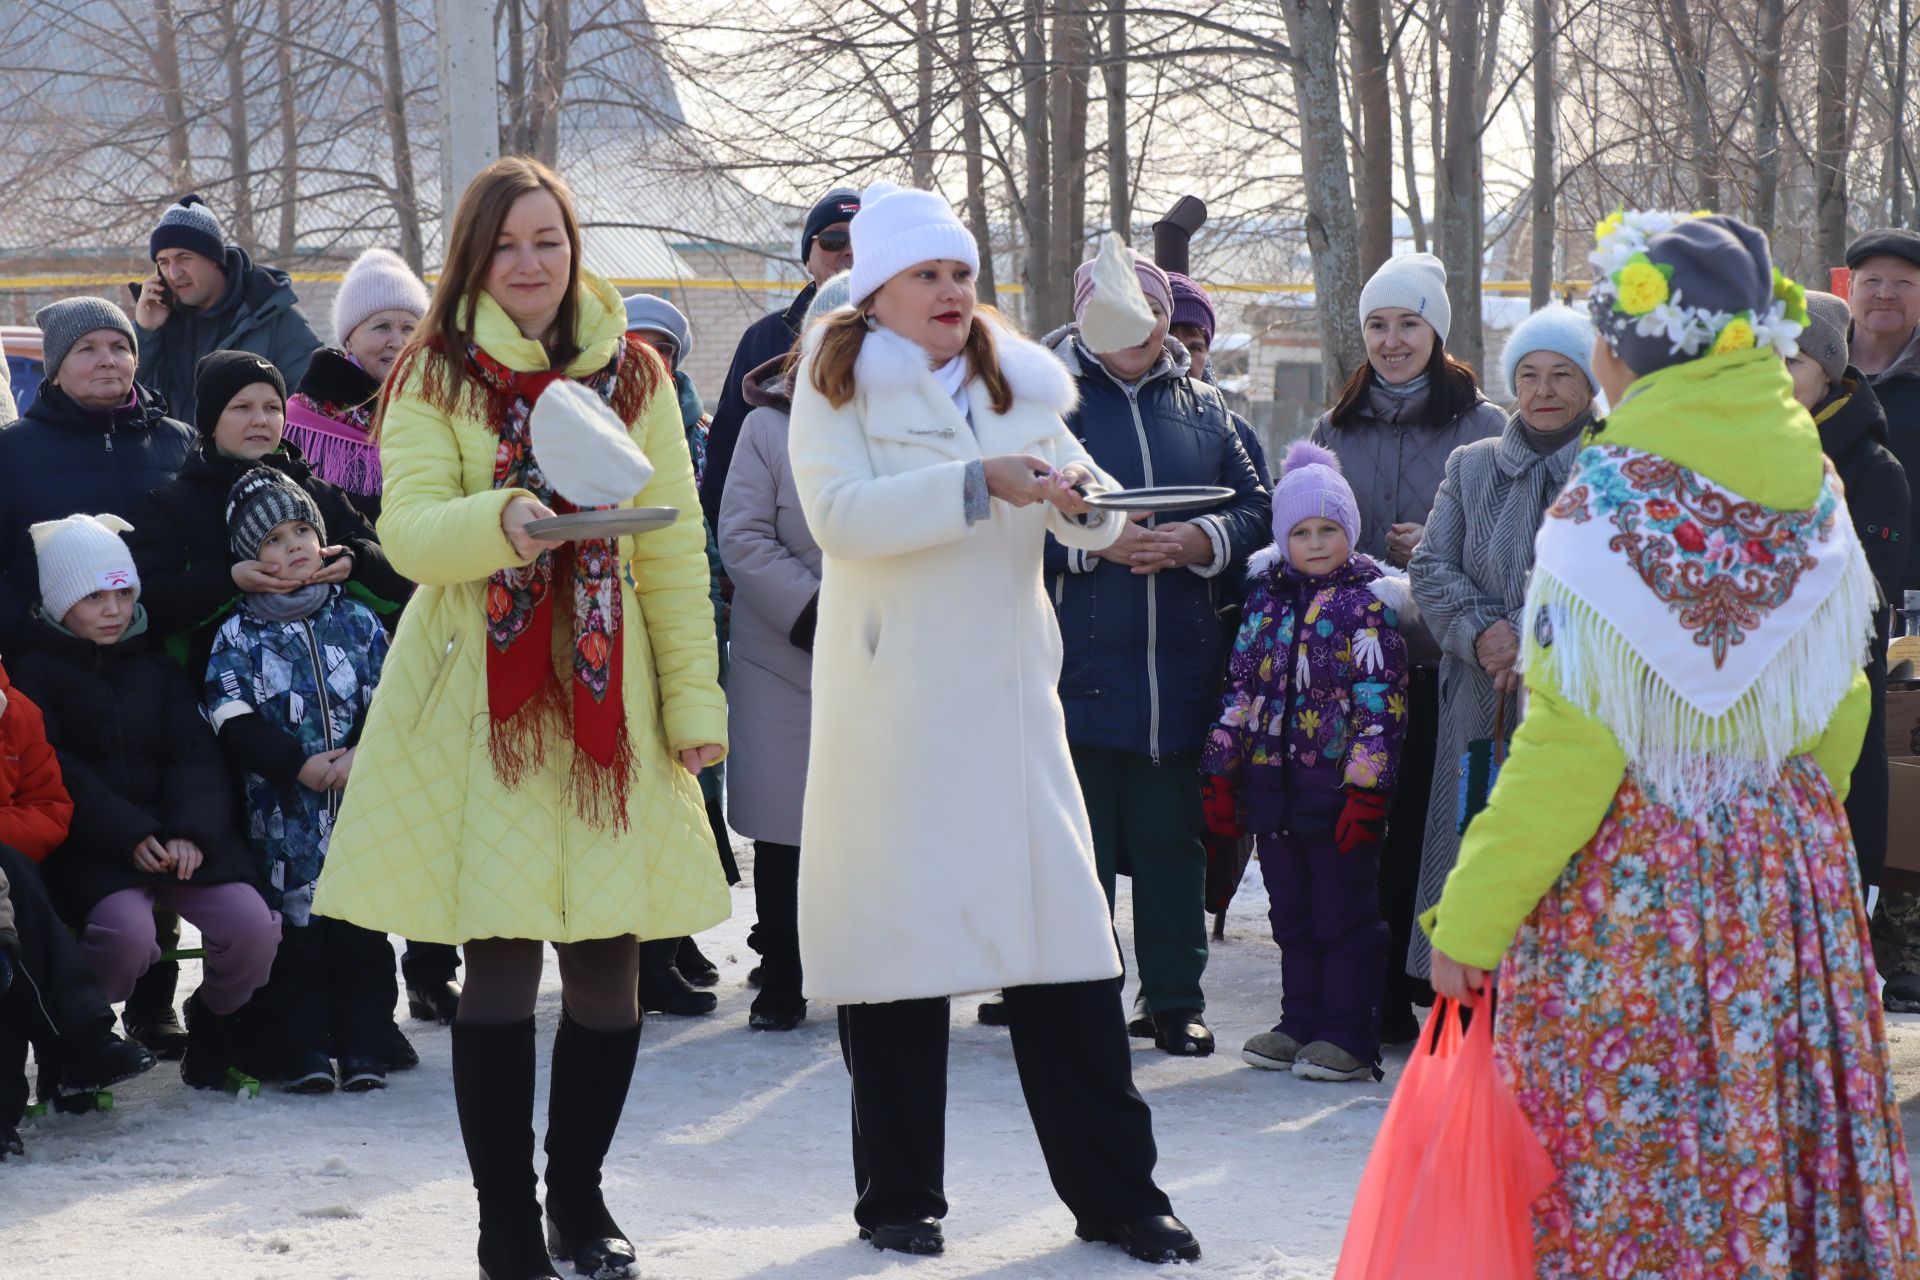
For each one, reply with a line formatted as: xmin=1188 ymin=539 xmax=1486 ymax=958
xmin=332 ymin=248 xmax=431 ymax=347
xmin=847 ymin=182 xmax=979 ymax=306
xmin=28 ymin=514 xmax=139 ymax=621
xmin=1357 ymin=252 xmax=1452 ymax=344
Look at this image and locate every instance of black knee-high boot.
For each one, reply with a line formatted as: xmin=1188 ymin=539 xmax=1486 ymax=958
xmin=543 ymin=1012 xmax=642 ymax=1280
xmin=453 ymin=1018 xmax=560 ymax=1280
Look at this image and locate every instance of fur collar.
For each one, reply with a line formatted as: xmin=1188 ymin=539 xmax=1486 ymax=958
xmin=1245 ymin=546 xmax=1419 ymax=622
xmin=802 ymin=314 xmax=1078 ymax=416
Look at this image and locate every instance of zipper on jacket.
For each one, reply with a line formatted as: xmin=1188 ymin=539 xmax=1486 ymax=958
xmin=297 ymin=617 xmax=340 ymax=819
xmin=1123 ymin=383 xmax=1163 ymax=763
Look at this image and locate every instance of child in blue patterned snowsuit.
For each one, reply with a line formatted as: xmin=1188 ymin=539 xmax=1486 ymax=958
xmin=204 ymin=467 xmax=395 ymax=1093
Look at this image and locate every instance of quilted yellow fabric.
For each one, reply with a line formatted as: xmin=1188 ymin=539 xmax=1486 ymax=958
xmin=311 ymin=272 xmax=730 ymax=944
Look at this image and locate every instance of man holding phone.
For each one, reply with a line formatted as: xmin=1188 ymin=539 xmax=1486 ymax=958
xmin=698 ymin=185 xmax=859 ymax=529
xmin=133 ymin=195 xmax=321 ymax=422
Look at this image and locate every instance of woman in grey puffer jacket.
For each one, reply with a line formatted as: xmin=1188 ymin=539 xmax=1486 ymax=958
xmin=1307 ymin=253 xmax=1503 ymax=1042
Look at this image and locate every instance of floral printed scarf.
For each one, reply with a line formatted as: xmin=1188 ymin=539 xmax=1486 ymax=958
xmin=466 ymin=339 xmax=644 ymax=830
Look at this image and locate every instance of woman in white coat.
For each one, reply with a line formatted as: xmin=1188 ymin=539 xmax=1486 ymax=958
xmin=788 ymin=182 xmax=1198 ymax=1264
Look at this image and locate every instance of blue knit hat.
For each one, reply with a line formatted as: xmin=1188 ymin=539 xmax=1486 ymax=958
xmin=150 ymin=194 xmax=226 ymax=264
xmin=1501 ymin=304 xmax=1598 ymax=398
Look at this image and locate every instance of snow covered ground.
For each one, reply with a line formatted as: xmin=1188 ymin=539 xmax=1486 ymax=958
xmin=9 ymin=847 xmax=1920 ymax=1279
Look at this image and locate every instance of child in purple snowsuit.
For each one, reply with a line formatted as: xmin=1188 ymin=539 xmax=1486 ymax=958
xmin=1201 ymin=439 xmax=1408 ymax=1082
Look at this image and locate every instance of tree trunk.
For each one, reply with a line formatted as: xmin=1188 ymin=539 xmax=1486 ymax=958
xmin=1280 ymin=0 xmax=1365 ymax=386
xmin=1814 ymin=0 xmax=1851 ymax=267
xmin=1895 ymin=0 xmax=1913 ymax=225
xmin=1529 ymin=0 xmax=1556 ymax=308
xmin=1104 ymin=0 xmax=1131 ymax=240
xmin=1390 ymin=14 xmax=1427 ymax=253
xmin=1438 ymin=0 xmax=1484 ymax=369
xmin=276 ymin=0 xmax=298 ymax=258
xmin=910 ymin=0 xmax=935 ymax=187
xmin=505 ymin=0 xmax=529 ymax=155
xmin=153 ymin=0 xmax=193 ymax=193
xmin=380 ymin=0 xmax=426 ymax=273
xmin=1351 ymin=0 xmax=1392 ymax=278
xmin=1752 ymin=0 xmax=1786 ymax=234
xmin=1664 ymin=0 xmax=1719 ymax=210
xmin=1021 ymin=0 xmax=1056 ymax=332
xmin=219 ymin=0 xmax=255 ymax=250
xmin=1049 ymin=1 xmax=1091 ymax=287
xmin=531 ymin=0 xmax=571 ymax=166
xmin=958 ymin=0 xmax=997 ymax=304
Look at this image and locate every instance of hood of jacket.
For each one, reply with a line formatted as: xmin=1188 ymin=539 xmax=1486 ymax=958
xmin=742 ymin=353 xmax=793 ymax=413
xmin=204 ymin=244 xmax=299 ymax=323
xmin=459 ymin=269 xmax=630 ymax=376
xmin=803 ymin=311 xmax=1079 ymax=417
xmin=293 ymin=347 xmax=382 ymax=408
xmin=23 ymin=380 xmax=180 ymax=434
xmin=177 ymin=437 xmax=314 ymax=495
xmin=27 ymin=605 xmax=152 ymax=661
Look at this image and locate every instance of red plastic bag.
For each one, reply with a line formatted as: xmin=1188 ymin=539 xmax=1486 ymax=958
xmin=1334 ymin=998 xmax=1467 ymax=1280
xmin=1387 ymin=994 xmax=1558 ymax=1280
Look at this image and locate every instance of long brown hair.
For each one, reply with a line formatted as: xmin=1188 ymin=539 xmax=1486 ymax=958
xmin=1328 ymin=337 xmax=1483 ymax=428
xmin=382 ymin=156 xmax=586 ymax=422
xmin=810 ymin=304 xmax=1015 ymax=415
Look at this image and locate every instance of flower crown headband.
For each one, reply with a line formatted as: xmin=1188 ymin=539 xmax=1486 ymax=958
xmin=1588 ymin=210 xmax=1808 ymax=360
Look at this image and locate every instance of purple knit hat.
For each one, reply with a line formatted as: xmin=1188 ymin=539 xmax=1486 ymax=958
xmin=1273 ymin=439 xmax=1360 ymax=563
xmin=1166 ymin=272 xmax=1216 ymax=341
xmin=1072 ymin=249 xmax=1174 ymax=320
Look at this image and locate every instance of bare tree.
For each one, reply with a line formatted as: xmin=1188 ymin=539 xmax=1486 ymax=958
xmin=1280 ymin=0 xmax=1364 ymax=384
xmin=217 ymin=0 xmax=257 ymax=248
xmin=380 ymin=0 xmax=427 ymax=270
xmin=1814 ymin=0 xmax=1850 ymax=265
xmin=1530 ymin=0 xmax=1556 ymax=306
xmin=1751 ymin=0 xmax=1787 ymax=234
xmin=1350 ymin=0 xmax=1393 ymax=277
xmin=1437 ymin=0 xmax=1484 ymax=368
xmin=1104 ymin=0 xmax=1132 ymax=239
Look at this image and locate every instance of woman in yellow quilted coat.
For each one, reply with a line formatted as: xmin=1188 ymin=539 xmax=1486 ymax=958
xmin=313 ymin=158 xmax=727 ymax=1280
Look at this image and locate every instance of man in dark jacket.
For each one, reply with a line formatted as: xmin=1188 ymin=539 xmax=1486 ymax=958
xmin=1794 ymin=293 xmax=1908 ymax=894
xmin=699 ymin=186 xmax=859 ymax=529
xmin=1846 ymin=230 xmax=1920 ymax=604
xmin=133 ymin=196 xmax=323 ymax=422
xmin=1037 ymin=251 xmax=1270 ymax=1058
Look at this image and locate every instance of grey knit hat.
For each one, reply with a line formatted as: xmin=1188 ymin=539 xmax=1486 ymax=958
xmin=227 ymin=468 xmax=325 ymax=561
xmin=1799 ymin=291 xmax=1853 ymax=386
xmin=34 ymin=297 xmax=138 ymax=381
xmin=150 ymin=194 xmax=225 ymax=264
xmin=1588 ymin=213 xmax=1781 ymax=376
xmin=622 ymin=294 xmax=693 ymax=367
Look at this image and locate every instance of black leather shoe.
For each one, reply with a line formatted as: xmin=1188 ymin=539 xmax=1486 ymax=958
xmin=61 ymin=1029 xmax=156 ymax=1091
xmin=1150 ymin=1009 xmax=1214 ymax=1057
xmin=859 ymin=1217 xmax=944 ymax=1255
xmin=976 ymin=994 xmax=1010 ymax=1026
xmin=409 ymin=978 xmax=463 ymax=1024
xmin=124 ymin=1004 xmax=189 ymax=1061
xmin=381 ymin=1021 xmax=421 ymax=1071
xmin=748 ymin=998 xmax=806 ymax=1031
xmin=675 ymin=937 xmax=719 ymax=988
xmin=544 ymin=1215 xmax=637 ymax=1279
xmin=1077 ymin=1214 xmax=1202 ymax=1263
xmin=1126 ymin=992 xmax=1154 ymax=1039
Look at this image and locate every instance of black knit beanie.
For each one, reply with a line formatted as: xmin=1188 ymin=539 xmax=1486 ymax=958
xmin=193 ymin=350 xmax=286 ymax=438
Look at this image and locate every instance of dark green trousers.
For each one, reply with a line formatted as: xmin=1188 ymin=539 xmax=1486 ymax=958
xmin=1072 ymin=745 xmax=1208 ymax=1013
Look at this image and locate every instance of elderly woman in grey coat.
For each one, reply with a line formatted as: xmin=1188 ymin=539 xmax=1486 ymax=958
xmin=717 ymin=276 xmax=845 ymax=1033
xmin=1405 ymin=304 xmax=1600 ymax=979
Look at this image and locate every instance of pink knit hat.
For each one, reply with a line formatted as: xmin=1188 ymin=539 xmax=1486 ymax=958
xmin=1272 ymin=439 xmax=1360 ymax=563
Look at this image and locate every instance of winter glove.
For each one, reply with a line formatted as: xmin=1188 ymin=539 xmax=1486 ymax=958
xmin=789 ymin=593 xmax=819 ymax=654
xmin=1202 ymin=775 xmax=1242 ymax=838
xmin=1335 ymin=788 xmax=1391 ymax=853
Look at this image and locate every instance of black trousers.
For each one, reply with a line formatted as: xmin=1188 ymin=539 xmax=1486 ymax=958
xmin=1381 ymin=667 xmax=1438 ymax=1004
xmin=752 ymin=841 xmax=801 ymax=1008
xmin=0 ymin=845 xmax=117 ymax=1121
xmin=401 ymin=939 xmax=461 ymax=989
xmin=836 ymin=977 xmax=1172 ymax=1231
xmin=257 ymin=915 xmax=399 ymax=1065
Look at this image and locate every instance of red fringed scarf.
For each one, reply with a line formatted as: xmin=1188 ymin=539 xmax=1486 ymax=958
xmin=464 ymin=338 xmax=656 ymax=830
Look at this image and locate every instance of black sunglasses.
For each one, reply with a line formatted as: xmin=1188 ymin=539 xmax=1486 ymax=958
xmin=815 ymin=230 xmax=851 ymax=254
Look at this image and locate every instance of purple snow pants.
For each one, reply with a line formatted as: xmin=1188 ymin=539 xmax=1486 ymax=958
xmin=82 ymin=882 xmax=280 ymax=1015
xmin=1258 ymin=828 xmax=1388 ymax=1063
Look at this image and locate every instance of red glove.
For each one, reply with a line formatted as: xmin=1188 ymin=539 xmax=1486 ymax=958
xmin=1335 ymin=789 xmax=1391 ymax=853
xmin=1202 ymin=775 xmax=1242 ymax=838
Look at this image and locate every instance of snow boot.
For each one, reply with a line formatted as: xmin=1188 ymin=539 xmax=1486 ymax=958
xmin=674 ymin=937 xmax=718 ymax=988
xmin=0 ymin=1121 xmax=21 ymax=1160
xmin=976 ymin=994 xmax=1010 ymax=1026
xmin=454 ymin=1017 xmax=561 ymax=1280
xmin=1884 ymin=971 xmax=1920 ymax=1014
xmin=124 ymin=998 xmax=188 ymax=1061
xmin=409 ymin=977 xmax=463 ymax=1024
xmin=282 ymin=1051 xmax=337 ymax=1094
xmin=1291 ymin=1040 xmax=1372 ymax=1082
xmin=859 ymin=1217 xmax=944 ymax=1255
xmin=381 ymin=1020 xmax=421 ymax=1071
xmin=1240 ymin=1030 xmax=1301 ymax=1071
xmin=1150 ymin=1009 xmax=1214 ymax=1057
xmin=60 ymin=1026 xmax=156 ymax=1091
xmin=637 ymin=940 xmax=715 ymax=1016
xmin=338 ymin=1055 xmax=388 ymax=1093
xmin=181 ymin=993 xmax=258 ymax=1093
xmin=543 ymin=1013 xmax=642 ymax=1279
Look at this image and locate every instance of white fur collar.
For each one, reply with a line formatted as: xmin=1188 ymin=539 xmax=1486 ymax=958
xmin=802 ymin=313 xmax=1078 ymax=416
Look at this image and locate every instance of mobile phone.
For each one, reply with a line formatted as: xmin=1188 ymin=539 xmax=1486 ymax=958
xmin=128 ymin=279 xmax=173 ymax=307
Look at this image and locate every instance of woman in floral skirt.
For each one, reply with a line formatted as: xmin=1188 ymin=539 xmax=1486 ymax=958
xmin=1424 ymin=210 xmax=1920 ymax=1277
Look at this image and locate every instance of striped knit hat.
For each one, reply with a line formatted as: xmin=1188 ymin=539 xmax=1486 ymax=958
xmin=227 ymin=468 xmax=325 ymax=561
xmin=150 ymin=195 xmax=226 ymax=264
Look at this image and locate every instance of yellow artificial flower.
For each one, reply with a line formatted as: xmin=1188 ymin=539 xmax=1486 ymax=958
xmin=1615 ymin=260 xmax=1670 ymax=315
xmin=1594 ymin=210 xmax=1625 ymax=244
xmin=1712 ymin=316 xmax=1756 ymax=355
